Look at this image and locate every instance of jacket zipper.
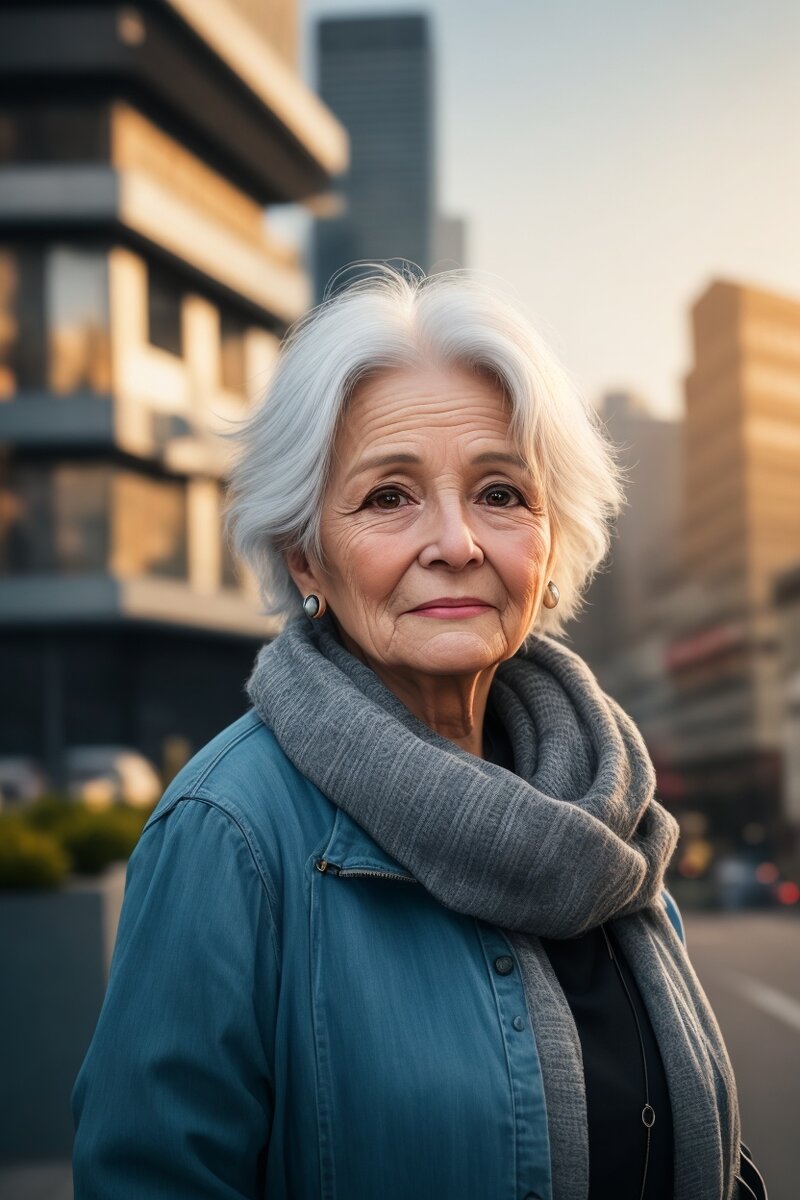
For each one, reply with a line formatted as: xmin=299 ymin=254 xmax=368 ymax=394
xmin=315 ymin=859 xmax=420 ymax=882
xmin=601 ymin=923 xmax=654 ymax=1200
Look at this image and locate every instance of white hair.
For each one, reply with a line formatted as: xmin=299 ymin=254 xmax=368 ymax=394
xmin=221 ymin=264 xmax=626 ymax=639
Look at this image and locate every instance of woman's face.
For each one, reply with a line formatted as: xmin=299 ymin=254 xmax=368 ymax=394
xmin=287 ymin=364 xmax=557 ymax=678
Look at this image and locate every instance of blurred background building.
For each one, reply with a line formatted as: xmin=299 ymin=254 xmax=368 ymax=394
xmin=312 ymin=11 xmax=466 ymax=298
xmin=0 ymin=0 xmax=347 ymax=790
xmin=662 ymin=281 xmax=800 ymax=849
xmin=566 ymin=387 xmax=682 ymax=698
xmin=567 ymin=279 xmax=800 ymax=869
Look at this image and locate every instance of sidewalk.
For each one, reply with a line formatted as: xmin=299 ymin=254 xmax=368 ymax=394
xmin=0 ymin=1163 xmax=72 ymax=1200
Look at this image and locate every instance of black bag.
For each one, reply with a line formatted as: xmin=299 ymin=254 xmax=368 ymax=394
xmin=735 ymin=1140 xmax=768 ymax=1199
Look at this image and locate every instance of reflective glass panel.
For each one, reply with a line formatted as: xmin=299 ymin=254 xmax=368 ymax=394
xmin=47 ymin=247 xmax=111 ymax=395
xmin=111 ymin=471 xmax=188 ymax=580
xmin=220 ymin=307 xmax=248 ymax=395
xmin=147 ymin=263 xmax=184 ymax=357
xmin=0 ymin=461 xmax=111 ymax=573
xmin=0 ymin=246 xmax=47 ymax=397
xmin=0 ymin=103 xmax=109 ymax=165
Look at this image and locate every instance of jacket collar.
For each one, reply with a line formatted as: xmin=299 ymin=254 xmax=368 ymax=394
xmin=319 ymin=806 xmax=417 ymax=880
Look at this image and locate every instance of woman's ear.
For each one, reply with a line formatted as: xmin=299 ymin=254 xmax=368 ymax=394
xmin=284 ymin=545 xmax=325 ymax=600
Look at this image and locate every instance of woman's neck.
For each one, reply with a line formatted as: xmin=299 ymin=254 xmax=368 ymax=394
xmin=335 ymin=624 xmax=498 ymax=758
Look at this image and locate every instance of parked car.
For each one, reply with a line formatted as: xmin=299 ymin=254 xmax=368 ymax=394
xmin=65 ymin=746 xmax=162 ymax=809
xmin=712 ymin=849 xmax=797 ymax=910
xmin=0 ymin=757 xmax=50 ymax=810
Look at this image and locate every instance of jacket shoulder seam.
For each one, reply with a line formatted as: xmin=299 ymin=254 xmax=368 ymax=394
xmin=181 ymin=710 xmax=266 ymax=797
xmin=143 ymin=792 xmax=281 ymax=972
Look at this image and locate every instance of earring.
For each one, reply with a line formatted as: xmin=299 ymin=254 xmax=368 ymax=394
xmin=302 ymin=593 xmax=326 ymax=620
xmin=542 ymin=580 xmax=560 ymax=609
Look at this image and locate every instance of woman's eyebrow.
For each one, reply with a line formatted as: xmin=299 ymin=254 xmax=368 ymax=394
xmin=471 ymin=451 xmax=531 ymax=471
xmin=345 ymin=450 xmax=530 ymax=483
xmin=345 ymin=452 xmax=420 ymax=482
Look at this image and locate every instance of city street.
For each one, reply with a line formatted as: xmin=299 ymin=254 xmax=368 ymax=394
xmin=683 ymin=909 xmax=800 ymax=1200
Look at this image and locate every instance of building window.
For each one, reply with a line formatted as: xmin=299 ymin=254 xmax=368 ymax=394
xmin=0 ymin=247 xmax=46 ymax=397
xmin=0 ymin=244 xmax=111 ymax=399
xmin=111 ymin=470 xmax=188 ymax=580
xmin=147 ymin=262 xmax=184 ymax=357
xmin=47 ymin=247 xmax=111 ymax=394
xmin=0 ymin=102 xmax=109 ymax=165
xmin=220 ymin=307 xmax=249 ymax=396
xmin=0 ymin=461 xmax=188 ymax=581
xmin=0 ymin=460 xmax=111 ymax=574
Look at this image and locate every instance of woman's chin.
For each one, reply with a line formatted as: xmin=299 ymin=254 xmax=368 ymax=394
xmin=398 ymin=627 xmax=506 ymax=675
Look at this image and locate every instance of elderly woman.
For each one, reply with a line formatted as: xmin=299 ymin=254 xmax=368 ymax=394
xmin=71 ymin=267 xmax=766 ymax=1200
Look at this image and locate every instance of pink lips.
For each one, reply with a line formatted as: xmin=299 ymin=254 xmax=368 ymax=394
xmin=408 ymin=597 xmax=494 ymax=619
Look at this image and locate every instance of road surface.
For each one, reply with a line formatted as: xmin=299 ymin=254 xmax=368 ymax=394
xmin=683 ymin=909 xmax=799 ymax=1200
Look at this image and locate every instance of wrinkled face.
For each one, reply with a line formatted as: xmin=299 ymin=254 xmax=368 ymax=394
xmin=287 ymin=364 xmax=557 ymax=678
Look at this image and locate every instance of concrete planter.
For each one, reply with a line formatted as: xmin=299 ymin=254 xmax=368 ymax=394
xmin=0 ymin=862 xmax=127 ymax=1163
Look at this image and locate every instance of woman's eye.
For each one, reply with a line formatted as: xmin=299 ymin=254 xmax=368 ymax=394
xmin=481 ymin=484 xmax=524 ymax=507
xmin=366 ymin=488 xmax=408 ymax=510
xmin=363 ymin=484 xmax=527 ymax=510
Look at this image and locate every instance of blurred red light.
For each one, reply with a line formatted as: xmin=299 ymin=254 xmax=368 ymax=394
xmin=776 ymin=881 xmax=800 ymax=905
xmin=755 ymin=862 xmax=780 ymax=884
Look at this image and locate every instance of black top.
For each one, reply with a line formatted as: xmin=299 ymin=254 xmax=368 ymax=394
xmin=483 ymin=704 xmax=674 ymax=1200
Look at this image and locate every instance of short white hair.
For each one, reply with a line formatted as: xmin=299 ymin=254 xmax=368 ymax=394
xmin=222 ymin=264 xmax=625 ymax=639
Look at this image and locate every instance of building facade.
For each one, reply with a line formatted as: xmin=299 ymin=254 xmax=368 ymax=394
xmin=0 ymin=0 xmax=347 ymax=784
xmin=662 ymin=280 xmax=800 ymax=845
xmin=432 ymin=214 xmax=467 ymax=272
xmin=564 ymin=390 xmax=685 ymax=802
xmin=312 ymin=13 xmax=435 ymax=298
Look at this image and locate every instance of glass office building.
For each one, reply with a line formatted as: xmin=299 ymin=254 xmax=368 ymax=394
xmin=0 ymin=0 xmax=347 ymax=782
xmin=312 ymin=14 xmax=435 ymax=298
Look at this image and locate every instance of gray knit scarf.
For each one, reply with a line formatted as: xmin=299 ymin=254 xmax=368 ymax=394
xmin=245 ymin=611 xmax=741 ymax=1200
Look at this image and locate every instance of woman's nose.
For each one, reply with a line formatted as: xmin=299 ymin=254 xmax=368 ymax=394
xmin=417 ymin=496 xmax=484 ymax=569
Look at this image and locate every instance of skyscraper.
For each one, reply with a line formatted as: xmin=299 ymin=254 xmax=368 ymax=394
xmin=0 ymin=0 xmax=347 ymax=782
xmin=564 ymin=391 xmax=683 ymax=795
xmin=313 ymin=13 xmax=435 ymax=297
xmin=664 ymin=279 xmax=800 ymax=837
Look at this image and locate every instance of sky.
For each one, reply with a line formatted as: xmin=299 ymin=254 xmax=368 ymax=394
xmin=285 ymin=0 xmax=800 ymax=419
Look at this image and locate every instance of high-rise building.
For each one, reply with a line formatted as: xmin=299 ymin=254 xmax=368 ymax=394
xmin=564 ymin=391 xmax=684 ymax=798
xmin=312 ymin=13 xmax=435 ymax=297
xmin=432 ymin=214 xmax=467 ymax=272
xmin=568 ymin=391 xmax=682 ymax=658
xmin=663 ymin=279 xmax=800 ymax=838
xmin=0 ymin=1 xmax=347 ymax=783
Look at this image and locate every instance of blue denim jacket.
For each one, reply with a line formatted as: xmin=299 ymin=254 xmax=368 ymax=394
xmin=71 ymin=708 xmax=686 ymax=1200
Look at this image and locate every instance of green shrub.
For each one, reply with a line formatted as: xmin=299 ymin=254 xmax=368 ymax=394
xmin=0 ymin=818 xmax=70 ymax=889
xmin=54 ymin=805 xmax=150 ymax=875
xmin=0 ymin=799 xmax=155 ymax=885
xmin=21 ymin=795 xmax=75 ymax=834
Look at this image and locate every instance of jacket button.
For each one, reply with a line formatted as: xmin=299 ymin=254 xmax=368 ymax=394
xmin=512 ymin=1015 xmax=526 ymax=1031
xmin=494 ymin=955 xmax=514 ymax=975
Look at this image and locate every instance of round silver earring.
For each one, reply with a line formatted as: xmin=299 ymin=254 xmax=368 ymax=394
xmin=302 ymin=593 xmax=325 ymax=620
xmin=542 ymin=580 xmax=560 ymax=609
